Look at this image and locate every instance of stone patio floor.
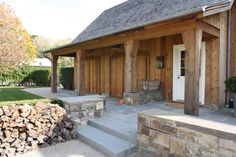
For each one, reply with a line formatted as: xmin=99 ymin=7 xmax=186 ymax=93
xmin=23 ymin=87 xmax=236 ymax=126
xmin=17 ymin=140 xmax=107 ymax=157
xmin=22 ymin=87 xmax=77 ymax=99
xmin=105 ymin=98 xmax=236 ymax=128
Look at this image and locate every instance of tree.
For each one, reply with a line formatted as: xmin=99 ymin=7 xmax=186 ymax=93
xmin=0 ymin=3 xmax=36 ymax=74
xmin=32 ymin=35 xmax=73 ymax=67
xmin=58 ymin=57 xmax=74 ymax=68
xmin=53 ymin=38 xmax=74 ymax=68
xmin=31 ymin=35 xmax=52 ymax=58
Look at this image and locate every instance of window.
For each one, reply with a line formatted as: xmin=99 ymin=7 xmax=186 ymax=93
xmin=180 ymin=51 xmax=185 ymax=76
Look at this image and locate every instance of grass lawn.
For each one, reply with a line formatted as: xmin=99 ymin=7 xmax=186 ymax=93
xmin=0 ymin=87 xmax=49 ymax=106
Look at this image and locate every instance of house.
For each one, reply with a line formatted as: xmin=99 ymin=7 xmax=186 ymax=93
xmin=29 ymin=58 xmax=51 ymax=67
xmin=44 ymin=0 xmax=236 ymax=116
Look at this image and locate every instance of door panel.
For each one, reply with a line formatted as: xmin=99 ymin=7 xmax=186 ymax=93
xmin=173 ymin=43 xmax=206 ymax=104
xmin=84 ymin=57 xmax=101 ymax=94
xmin=110 ymin=55 xmax=125 ymax=98
xmin=137 ymin=54 xmax=150 ymax=91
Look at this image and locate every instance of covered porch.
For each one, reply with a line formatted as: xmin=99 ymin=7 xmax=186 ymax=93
xmin=50 ymin=14 xmax=227 ymax=116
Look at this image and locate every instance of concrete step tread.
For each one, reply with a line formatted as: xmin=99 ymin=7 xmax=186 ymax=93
xmin=78 ymin=125 xmax=136 ymax=156
xmin=89 ymin=117 xmax=136 ymax=133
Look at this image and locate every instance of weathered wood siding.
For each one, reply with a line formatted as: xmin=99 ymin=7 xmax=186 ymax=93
xmin=231 ymin=3 xmax=236 ymax=76
xmin=205 ymin=39 xmax=220 ymax=106
xmin=110 ymin=54 xmax=125 ymax=97
xmin=203 ymin=12 xmax=228 ymax=108
xmin=84 ymin=56 xmax=101 ymax=94
xmin=137 ymin=52 xmax=150 ymax=91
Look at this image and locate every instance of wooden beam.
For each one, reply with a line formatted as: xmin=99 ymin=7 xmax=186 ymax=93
xmin=218 ymin=12 xmax=228 ymax=108
xmin=182 ymin=27 xmax=203 ymax=116
xmin=124 ymin=40 xmax=139 ymax=93
xmin=197 ymin=20 xmax=220 ymax=37
xmin=51 ymin=55 xmax=58 ymax=93
xmin=50 ymin=19 xmax=197 ymax=56
xmin=80 ymin=19 xmax=196 ymax=50
xmin=76 ymin=49 xmax=86 ymax=96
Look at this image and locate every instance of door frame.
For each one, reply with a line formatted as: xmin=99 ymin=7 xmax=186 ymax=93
xmin=172 ymin=43 xmax=206 ymax=105
xmin=172 ymin=45 xmax=185 ymax=102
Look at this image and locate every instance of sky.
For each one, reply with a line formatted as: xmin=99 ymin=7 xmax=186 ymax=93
xmin=0 ymin=0 xmax=127 ymax=40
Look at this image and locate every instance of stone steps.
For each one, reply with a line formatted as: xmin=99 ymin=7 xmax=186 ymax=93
xmin=88 ymin=117 xmax=137 ymax=144
xmin=77 ymin=117 xmax=137 ymax=157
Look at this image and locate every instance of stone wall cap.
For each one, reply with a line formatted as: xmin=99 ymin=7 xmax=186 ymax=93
xmin=58 ymin=95 xmax=105 ymax=104
xmin=138 ymin=109 xmax=236 ymax=136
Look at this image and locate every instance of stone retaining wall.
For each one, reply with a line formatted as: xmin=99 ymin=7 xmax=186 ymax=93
xmin=61 ymin=96 xmax=105 ymax=126
xmin=137 ymin=109 xmax=236 ymax=157
xmin=0 ymin=102 xmax=77 ymax=157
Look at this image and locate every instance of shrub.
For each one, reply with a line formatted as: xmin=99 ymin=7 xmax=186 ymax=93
xmin=30 ymin=70 xmax=51 ymax=86
xmin=50 ymin=99 xmax=64 ymax=108
xmin=225 ymin=76 xmax=236 ymax=93
xmin=0 ymin=65 xmax=51 ymax=86
xmin=0 ymin=99 xmax=50 ymax=106
xmin=60 ymin=67 xmax=74 ymax=90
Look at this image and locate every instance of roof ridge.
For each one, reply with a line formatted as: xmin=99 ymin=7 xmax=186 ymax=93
xmin=102 ymin=0 xmax=128 ymax=13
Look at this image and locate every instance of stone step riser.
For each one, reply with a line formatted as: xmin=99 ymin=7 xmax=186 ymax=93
xmin=78 ymin=132 xmax=117 ymax=157
xmin=88 ymin=120 xmax=135 ymax=143
xmin=77 ymin=126 xmax=137 ymax=157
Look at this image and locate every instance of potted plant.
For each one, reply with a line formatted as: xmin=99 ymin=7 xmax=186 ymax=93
xmin=225 ymin=76 xmax=236 ymax=116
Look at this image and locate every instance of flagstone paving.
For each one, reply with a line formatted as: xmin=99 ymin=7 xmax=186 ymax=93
xmin=17 ymin=140 xmax=107 ymax=157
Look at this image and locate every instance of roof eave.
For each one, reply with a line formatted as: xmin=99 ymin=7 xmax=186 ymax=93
xmin=43 ymin=42 xmax=79 ymax=54
xmin=203 ymin=0 xmax=234 ymax=16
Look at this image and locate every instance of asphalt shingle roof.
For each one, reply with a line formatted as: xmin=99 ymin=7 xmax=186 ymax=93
xmin=73 ymin=0 xmax=231 ymax=44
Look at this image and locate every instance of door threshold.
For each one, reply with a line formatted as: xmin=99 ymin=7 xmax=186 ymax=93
xmin=166 ymin=101 xmax=184 ymax=108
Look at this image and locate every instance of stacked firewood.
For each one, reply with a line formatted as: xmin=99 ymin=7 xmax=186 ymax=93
xmin=0 ymin=102 xmax=78 ymax=157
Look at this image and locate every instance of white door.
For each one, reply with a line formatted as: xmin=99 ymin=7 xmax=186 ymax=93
xmin=172 ymin=43 xmax=206 ymax=105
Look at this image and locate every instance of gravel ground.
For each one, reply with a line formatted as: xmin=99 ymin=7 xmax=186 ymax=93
xmin=17 ymin=140 xmax=107 ymax=157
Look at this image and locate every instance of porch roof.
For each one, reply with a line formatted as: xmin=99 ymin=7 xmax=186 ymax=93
xmin=73 ymin=0 xmax=232 ymax=44
xmin=44 ymin=0 xmax=233 ymax=54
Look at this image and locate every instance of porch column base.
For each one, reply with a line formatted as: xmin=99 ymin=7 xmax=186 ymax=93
xmin=123 ymin=92 xmax=141 ymax=106
xmin=123 ymin=90 xmax=161 ymax=106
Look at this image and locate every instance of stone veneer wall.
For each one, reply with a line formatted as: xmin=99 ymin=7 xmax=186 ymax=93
xmin=137 ymin=109 xmax=236 ymax=157
xmin=124 ymin=80 xmax=161 ymax=105
xmin=62 ymin=96 xmax=105 ymax=126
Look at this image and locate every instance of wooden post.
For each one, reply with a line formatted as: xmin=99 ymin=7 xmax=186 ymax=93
xmin=76 ymin=49 xmax=86 ymax=96
xmin=182 ymin=28 xmax=202 ymax=116
xmin=51 ymin=55 xmax=58 ymax=93
xmin=218 ymin=12 xmax=228 ymax=108
xmin=124 ymin=40 xmax=139 ymax=93
xmin=74 ymin=56 xmax=78 ymax=91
